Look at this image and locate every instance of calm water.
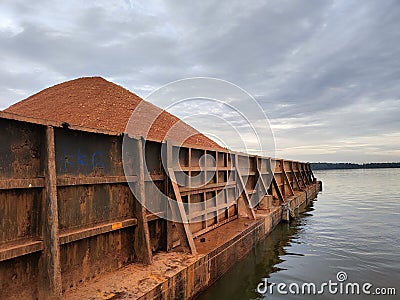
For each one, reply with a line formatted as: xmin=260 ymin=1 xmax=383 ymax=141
xmin=197 ymin=169 xmax=400 ymax=299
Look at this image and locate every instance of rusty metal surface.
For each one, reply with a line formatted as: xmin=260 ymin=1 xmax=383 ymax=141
xmin=62 ymin=184 xmax=321 ymax=300
xmin=0 ymin=118 xmax=137 ymax=299
xmin=0 ymin=252 xmax=41 ymax=300
xmin=0 ymin=189 xmax=42 ymax=245
xmin=60 ymin=228 xmax=134 ymax=292
xmin=0 ymin=118 xmax=44 ymax=179
xmin=57 ymin=184 xmax=134 ymax=230
xmin=54 ymin=128 xmax=124 ymax=177
xmin=0 ymin=115 xmax=316 ymax=299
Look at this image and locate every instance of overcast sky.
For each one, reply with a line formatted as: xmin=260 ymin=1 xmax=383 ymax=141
xmin=1 ymin=0 xmax=399 ymax=163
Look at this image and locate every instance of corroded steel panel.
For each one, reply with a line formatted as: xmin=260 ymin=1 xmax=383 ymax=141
xmin=0 ymin=115 xmax=318 ymax=299
xmin=60 ymin=228 xmax=134 ymax=292
xmin=54 ymin=128 xmax=124 ymax=177
xmin=0 ymin=253 xmax=40 ymax=300
xmin=57 ymin=184 xmax=134 ymax=230
xmin=0 ymin=189 xmax=42 ymax=244
xmin=0 ymin=118 xmax=44 ymax=179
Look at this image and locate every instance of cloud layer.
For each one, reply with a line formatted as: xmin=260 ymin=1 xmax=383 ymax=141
xmin=1 ymin=0 xmax=399 ymax=162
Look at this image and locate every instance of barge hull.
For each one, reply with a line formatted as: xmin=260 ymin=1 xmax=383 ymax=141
xmin=65 ymin=183 xmax=320 ymax=300
xmin=0 ymin=112 xmax=321 ymax=299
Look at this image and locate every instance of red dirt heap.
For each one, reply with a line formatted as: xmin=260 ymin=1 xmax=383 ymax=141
xmin=5 ymin=77 xmax=221 ymax=149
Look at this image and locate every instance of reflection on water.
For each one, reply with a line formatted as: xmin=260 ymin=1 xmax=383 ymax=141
xmin=196 ymin=169 xmax=400 ymax=300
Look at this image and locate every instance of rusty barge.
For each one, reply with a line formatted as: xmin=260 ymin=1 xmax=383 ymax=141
xmin=0 ymin=78 xmax=321 ymax=299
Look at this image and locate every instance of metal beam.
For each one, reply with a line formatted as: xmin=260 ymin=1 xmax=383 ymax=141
xmin=41 ymin=126 xmax=62 ymax=299
xmin=256 ymin=158 xmax=269 ymax=194
xmin=282 ymin=163 xmax=295 ymax=196
xmin=168 ymin=168 xmax=197 ymax=255
xmin=268 ymin=158 xmax=284 ymax=203
xmin=251 ymin=157 xmax=269 ymax=207
xmin=290 ymin=161 xmax=301 ymax=190
xmin=56 ymin=175 xmax=137 ymax=186
xmin=0 ymin=178 xmax=45 ymax=190
xmin=59 ymin=218 xmax=137 ymax=245
xmin=132 ymin=138 xmax=152 ymax=265
xmin=0 ymin=240 xmax=44 ymax=262
xmin=296 ymin=162 xmax=307 ymax=188
xmin=234 ymin=155 xmax=256 ymax=220
xmin=300 ymin=163 xmax=310 ymax=185
xmin=272 ymin=176 xmax=285 ymax=203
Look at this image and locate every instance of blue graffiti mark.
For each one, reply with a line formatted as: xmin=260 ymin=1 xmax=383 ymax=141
xmin=92 ymin=151 xmax=105 ymax=170
xmin=77 ymin=149 xmax=88 ymax=172
xmin=63 ymin=150 xmax=73 ymax=172
xmin=61 ymin=149 xmax=106 ymax=173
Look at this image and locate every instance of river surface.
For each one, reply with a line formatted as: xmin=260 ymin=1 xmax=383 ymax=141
xmin=196 ymin=169 xmax=400 ymax=299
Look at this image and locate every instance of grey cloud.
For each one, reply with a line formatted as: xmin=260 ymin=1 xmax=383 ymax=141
xmin=0 ymin=0 xmax=399 ymax=162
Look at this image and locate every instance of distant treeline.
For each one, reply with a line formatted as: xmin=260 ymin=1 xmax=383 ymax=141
xmin=311 ymin=162 xmax=400 ymax=170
